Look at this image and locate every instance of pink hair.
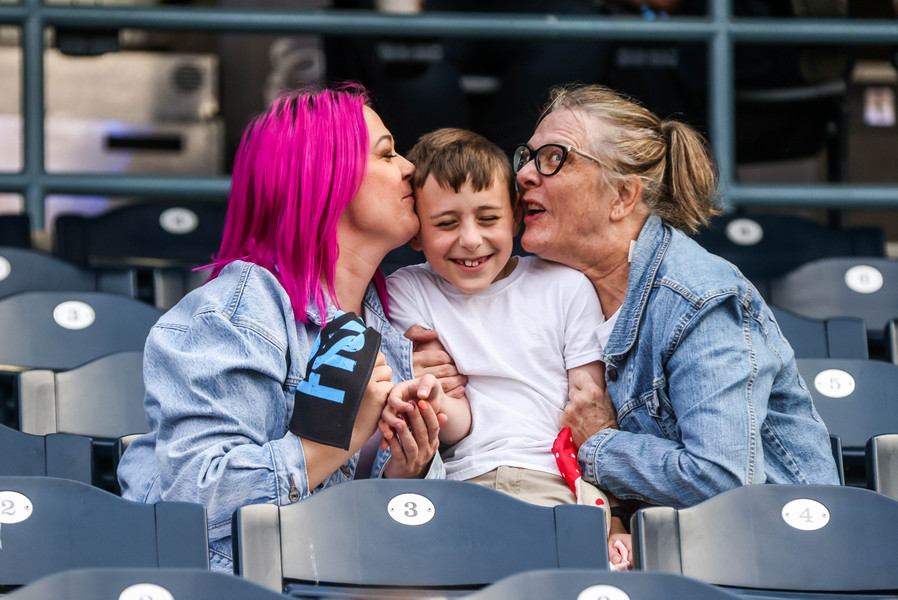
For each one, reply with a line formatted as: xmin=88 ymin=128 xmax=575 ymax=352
xmin=205 ymin=84 xmax=389 ymax=323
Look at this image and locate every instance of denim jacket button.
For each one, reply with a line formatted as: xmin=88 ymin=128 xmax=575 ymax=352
xmin=607 ymin=367 xmax=618 ymax=382
xmin=340 ymin=465 xmax=353 ymax=478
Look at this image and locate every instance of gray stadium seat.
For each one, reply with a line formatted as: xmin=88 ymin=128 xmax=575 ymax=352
xmin=465 ymin=569 xmax=741 ymax=600
xmin=772 ymin=306 xmax=868 ymax=359
xmin=233 ymin=478 xmax=608 ymax=595
xmin=632 ymin=484 xmax=898 ymax=597
xmin=0 ymin=476 xmax=208 ymax=590
xmin=796 ymin=358 xmax=898 ymax=464
xmin=5 ymin=567 xmax=285 ymax=600
xmin=0 ymin=423 xmax=93 ymax=484
xmin=0 ymin=246 xmax=135 ymax=300
xmin=867 ymin=434 xmax=898 ymax=501
xmin=769 ymin=257 xmax=898 ymax=343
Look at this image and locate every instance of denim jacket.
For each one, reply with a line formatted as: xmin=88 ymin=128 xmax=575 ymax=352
xmin=117 ymin=261 xmax=444 ymax=572
xmin=579 ymin=216 xmax=839 ymax=508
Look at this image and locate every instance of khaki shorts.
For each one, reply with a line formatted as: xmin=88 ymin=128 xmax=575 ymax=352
xmin=466 ymin=465 xmax=578 ymax=507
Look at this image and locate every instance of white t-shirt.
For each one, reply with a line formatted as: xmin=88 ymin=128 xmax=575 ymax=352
xmin=387 ymin=256 xmax=605 ymax=480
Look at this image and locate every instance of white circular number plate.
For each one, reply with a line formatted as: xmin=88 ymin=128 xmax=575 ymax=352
xmin=0 ymin=256 xmax=10 ymax=281
xmin=53 ymin=301 xmax=96 ymax=330
xmin=725 ymin=218 xmax=764 ymax=246
xmin=782 ymin=498 xmax=830 ymax=531
xmin=844 ymin=265 xmax=883 ymax=294
xmin=0 ymin=491 xmax=33 ymax=524
xmin=159 ymin=207 xmax=199 ymax=235
xmin=387 ymin=493 xmax=435 ymax=526
xmin=813 ymin=369 xmax=856 ymax=399
xmin=577 ymin=585 xmax=631 ymax=600
xmin=119 ymin=583 xmax=175 ymax=600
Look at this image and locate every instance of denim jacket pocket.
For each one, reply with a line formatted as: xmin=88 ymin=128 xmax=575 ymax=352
xmin=618 ymin=384 xmax=677 ymax=441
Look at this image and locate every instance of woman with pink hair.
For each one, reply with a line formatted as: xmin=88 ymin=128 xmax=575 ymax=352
xmin=118 ymin=84 xmax=448 ymax=573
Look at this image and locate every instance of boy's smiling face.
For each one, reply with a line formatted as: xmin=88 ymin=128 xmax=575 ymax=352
xmin=411 ymin=174 xmax=518 ymax=294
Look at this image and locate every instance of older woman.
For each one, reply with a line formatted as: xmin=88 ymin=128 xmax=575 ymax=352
xmin=513 ymin=84 xmax=839 ymax=508
xmin=118 ymin=85 xmax=446 ymax=572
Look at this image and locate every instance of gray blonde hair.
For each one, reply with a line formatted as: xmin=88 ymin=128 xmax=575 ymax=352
xmin=541 ymin=84 xmax=719 ymax=234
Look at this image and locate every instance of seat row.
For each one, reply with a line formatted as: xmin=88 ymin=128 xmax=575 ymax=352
xmin=1 ymin=475 xmax=897 ymax=599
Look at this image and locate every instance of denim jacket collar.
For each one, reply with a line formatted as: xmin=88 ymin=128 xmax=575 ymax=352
xmin=605 ymin=215 xmax=671 ymax=360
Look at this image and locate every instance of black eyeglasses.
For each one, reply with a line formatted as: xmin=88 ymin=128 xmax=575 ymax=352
xmin=512 ymin=143 xmax=604 ymax=176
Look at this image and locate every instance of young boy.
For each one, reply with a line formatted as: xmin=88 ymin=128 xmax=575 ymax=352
xmin=380 ymin=128 xmax=629 ymax=565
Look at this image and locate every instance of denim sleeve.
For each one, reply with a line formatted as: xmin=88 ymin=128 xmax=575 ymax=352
xmin=580 ymin=295 xmax=769 ymax=508
xmin=370 ymin=446 xmax=446 ymax=479
xmin=147 ymin=309 xmax=310 ymax=537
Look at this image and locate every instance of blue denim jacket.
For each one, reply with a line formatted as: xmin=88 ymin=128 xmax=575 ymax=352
xmin=117 ymin=261 xmax=444 ymax=572
xmin=579 ymin=216 xmax=839 ymax=508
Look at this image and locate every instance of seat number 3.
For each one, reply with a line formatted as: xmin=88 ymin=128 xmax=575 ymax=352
xmin=387 ymin=493 xmax=435 ymax=526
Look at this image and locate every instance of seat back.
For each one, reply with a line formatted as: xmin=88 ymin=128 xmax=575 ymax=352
xmin=0 ymin=290 xmax=161 ymax=371
xmin=694 ymin=214 xmax=885 ymax=297
xmin=233 ymin=479 xmax=608 ymax=593
xmin=55 ymin=200 xmax=224 ymax=309
xmin=0 ymin=476 xmax=208 ymax=588
xmin=465 ymin=569 xmax=741 ymax=600
xmin=796 ymin=358 xmax=898 ymax=461
xmin=0 ymin=423 xmax=93 ymax=484
xmin=771 ymin=306 xmax=868 ymax=359
xmin=867 ymin=434 xmax=898 ymax=501
xmin=54 ymin=200 xmax=226 ymax=268
xmin=0 ymin=247 xmax=137 ymax=300
xmin=632 ymin=484 xmax=898 ymax=593
xmin=5 ymin=568 xmax=285 ymax=600
xmin=769 ymin=257 xmax=898 ymax=340
xmin=18 ymin=350 xmax=147 ymax=438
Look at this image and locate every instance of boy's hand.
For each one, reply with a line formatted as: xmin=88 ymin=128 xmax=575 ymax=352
xmin=405 ymin=325 xmax=467 ymax=398
xmin=608 ymin=533 xmax=632 ymax=571
xmin=381 ymin=375 xmax=449 ymax=478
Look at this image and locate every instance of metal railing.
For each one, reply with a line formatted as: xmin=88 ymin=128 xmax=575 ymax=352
xmin=1 ymin=0 xmax=898 ymax=227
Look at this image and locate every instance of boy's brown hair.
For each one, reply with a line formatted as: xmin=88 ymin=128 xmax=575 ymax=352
xmin=407 ymin=128 xmax=517 ymax=209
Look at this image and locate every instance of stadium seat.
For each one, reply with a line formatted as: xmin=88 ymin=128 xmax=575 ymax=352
xmin=17 ymin=350 xmax=147 ymax=493
xmin=0 ymin=291 xmax=160 ymax=372
xmin=830 ymin=434 xmax=845 ymax=486
xmin=233 ymin=478 xmax=608 ymax=595
xmin=867 ymin=434 xmax=898 ymax=501
xmin=886 ymin=318 xmax=898 ymax=365
xmin=796 ymin=358 xmax=898 ymax=465
xmin=17 ymin=350 xmax=147 ymax=439
xmin=632 ymin=484 xmax=898 ymax=596
xmin=5 ymin=568 xmax=285 ymax=600
xmin=0 ymin=246 xmax=136 ymax=300
xmin=769 ymin=257 xmax=898 ymax=343
xmin=693 ymin=214 xmax=885 ymax=298
xmin=772 ymin=306 xmax=868 ymax=359
xmin=464 ymin=569 xmax=741 ymax=600
xmin=54 ymin=200 xmax=225 ymax=309
xmin=0 ymin=423 xmax=93 ymax=484
xmin=0 ymin=291 xmax=160 ymax=428
xmin=0 ymin=476 xmax=208 ymax=590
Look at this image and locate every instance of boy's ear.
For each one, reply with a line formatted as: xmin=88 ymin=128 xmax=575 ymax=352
xmin=511 ymin=190 xmax=523 ymax=237
xmin=409 ymin=235 xmax=424 ymax=251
